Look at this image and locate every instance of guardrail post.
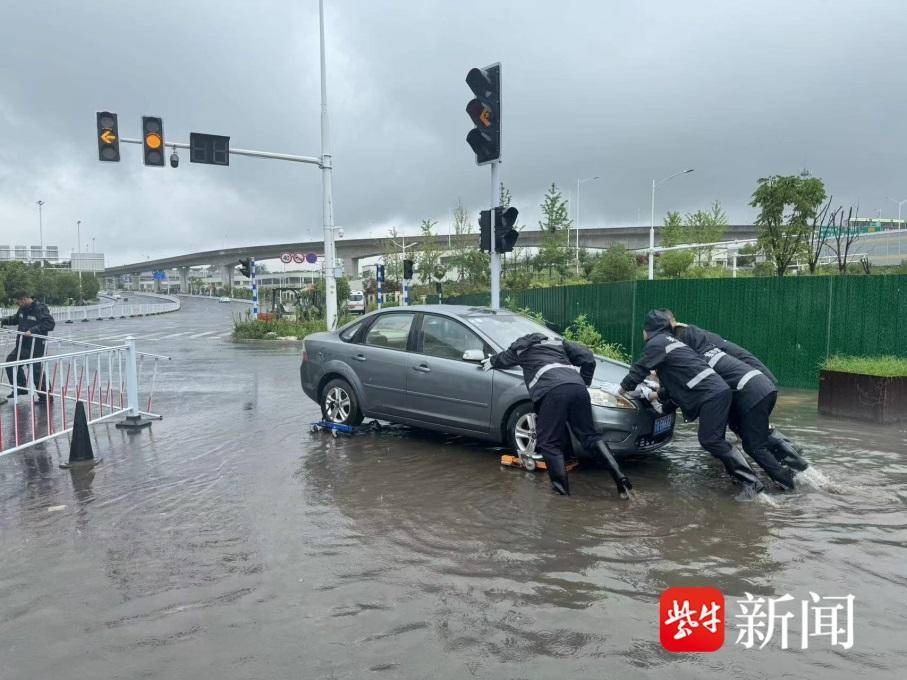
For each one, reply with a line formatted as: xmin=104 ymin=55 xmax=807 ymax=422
xmin=116 ymin=337 xmax=152 ymax=431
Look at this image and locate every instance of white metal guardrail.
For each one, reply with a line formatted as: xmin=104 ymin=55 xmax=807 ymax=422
xmin=0 ymin=293 xmax=181 ymax=324
xmin=0 ymin=329 xmax=169 ymax=457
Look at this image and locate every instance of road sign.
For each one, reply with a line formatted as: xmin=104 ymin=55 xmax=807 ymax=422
xmin=152 ymin=270 xmax=166 ymax=281
xmin=305 ymin=252 xmax=318 ymax=264
xmin=293 ymin=252 xmax=305 ymax=264
xmin=280 ymin=252 xmax=293 ymax=264
xmin=96 ymin=111 xmax=120 ymax=162
xmin=189 ymin=132 xmax=230 ymax=166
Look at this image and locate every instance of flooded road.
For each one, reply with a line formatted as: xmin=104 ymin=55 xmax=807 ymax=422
xmin=1 ymin=298 xmax=905 ymax=678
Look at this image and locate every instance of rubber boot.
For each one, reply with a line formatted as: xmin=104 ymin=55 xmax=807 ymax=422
xmin=766 ymin=429 xmax=809 ymax=471
xmin=591 ymin=440 xmax=633 ymax=499
xmin=748 ymin=446 xmax=796 ymax=490
xmin=543 ymin=453 xmax=570 ymax=496
xmin=715 ymin=445 xmax=764 ymax=495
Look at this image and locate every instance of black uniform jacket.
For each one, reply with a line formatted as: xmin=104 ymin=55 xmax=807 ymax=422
xmin=490 ymin=333 xmax=595 ymax=403
xmin=1 ymin=301 xmax=55 ymax=348
xmin=620 ymin=330 xmax=729 ymax=421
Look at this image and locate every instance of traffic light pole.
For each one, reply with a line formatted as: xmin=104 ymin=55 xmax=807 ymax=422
xmin=489 ymin=160 xmax=501 ymax=309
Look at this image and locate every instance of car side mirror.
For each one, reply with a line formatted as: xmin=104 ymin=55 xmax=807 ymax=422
xmin=462 ymin=349 xmax=484 ymax=362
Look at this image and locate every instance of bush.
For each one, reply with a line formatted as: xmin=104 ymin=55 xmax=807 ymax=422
xmin=659 ymin=250 xmax=695 ymax=278
xmin=564 ymin=314 xmax=630 ymax=363
xmin=590 ymin=245 xmax=637 ymax=283
xmin=824 ymin=355 xmax=907 ymax=378
xmin=232 ymin=317 xmax=327 ymax=340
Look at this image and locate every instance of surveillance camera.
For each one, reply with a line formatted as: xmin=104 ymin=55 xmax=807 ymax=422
xmin=170 ymin=151 xmax=179 ymax=168
xmin=336 ymin=227 xmax=344 ymax=238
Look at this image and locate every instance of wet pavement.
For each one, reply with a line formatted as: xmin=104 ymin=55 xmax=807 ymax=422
xmin=1 ymin=297 xmax=905 ymax=679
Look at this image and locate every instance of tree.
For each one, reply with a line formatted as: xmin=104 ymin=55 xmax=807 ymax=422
xmin=447 ymin=200 xmax=488 ymax=288
xmin=659 ymin=250 xmax=695 ymax=278
xmin=590 ymin=244 xmax=637 ymax=282
xmin=806 ymin=197 xmax=834 ymax=274
xmin=750 ymin=174 xmax=827 ymax=276
xmin=381 ymin=227 xmax=404 ymax=287
xmin=534 ymin=183 xmax=572 ymax=279
xmin=660 ymin=203 xmax=727 ymax=266
xmin=828 ymin=206 xmax=859 ymax=275
xmin=415 ymin=219 xmax=445 ymax=284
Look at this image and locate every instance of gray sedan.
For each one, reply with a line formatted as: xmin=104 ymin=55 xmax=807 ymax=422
xmin=300 ymin=305 xmax=675 ymax=458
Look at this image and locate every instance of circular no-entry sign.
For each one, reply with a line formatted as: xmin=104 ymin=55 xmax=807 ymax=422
xmin=280 ymin=252 xmax=293 ymax=264
xmin=293 ymin=252 xmax=305 ymax=264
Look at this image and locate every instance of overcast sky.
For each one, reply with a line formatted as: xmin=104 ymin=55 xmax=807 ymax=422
xmin=1 ymin=0 xmax=906 ymax=266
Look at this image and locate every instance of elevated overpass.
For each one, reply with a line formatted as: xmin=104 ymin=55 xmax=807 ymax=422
xmin=104 ymin=224 xmax=758 ymax=288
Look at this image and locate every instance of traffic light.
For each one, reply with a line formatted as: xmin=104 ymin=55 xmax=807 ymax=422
xmin=96 ymin=111 xmax=120 ymax=162
xmin=403 ymin=259 xmax=414 ymax=280
xmin=495 ymin=206 xmax=520 ymax=253
xmin=238 ymin=258 xmax=251 ymax=278
xmin=142 ymin=116 xmax=165 ymax=166
xmin=479 ymin=209 xmax=492 ymax=252
xmin=465 ymin=63 xmax=501 ymax=165
xmin=478 ymin=206 xmax=519 ymax=252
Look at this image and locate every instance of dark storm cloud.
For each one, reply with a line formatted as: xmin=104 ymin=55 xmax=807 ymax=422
xmin=1 ymin=0 xmax=905 ymax=265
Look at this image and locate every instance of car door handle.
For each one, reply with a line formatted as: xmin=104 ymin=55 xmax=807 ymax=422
xmin=412 ymin=364 xmax=431 ymax=373
xmin=352 ymin=353 xmax=367 ymax=362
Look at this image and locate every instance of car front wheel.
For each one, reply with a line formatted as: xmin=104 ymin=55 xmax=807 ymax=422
xmin=505 ymin=403 xmax=536 ymax=454
xmin=320 ymin=378 xmax=364 ymax=426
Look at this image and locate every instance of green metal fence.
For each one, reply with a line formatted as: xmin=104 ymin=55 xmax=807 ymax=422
xmin=446 ymin=275 xmax=907 ymax=389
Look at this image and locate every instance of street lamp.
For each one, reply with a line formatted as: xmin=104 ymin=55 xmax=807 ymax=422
xmin=575 ymin=175 xmax=599 ymax=275
xmin=886 ymin=196 xmax=907 ymax=222
xmin=649 ymin=168 xmax=694 ymax=280
xmin=36 ymin=200 xmax=45 ymax=267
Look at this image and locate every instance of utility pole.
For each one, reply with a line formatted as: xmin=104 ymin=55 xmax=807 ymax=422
xmin=490 ymin=161 xmax=500 ymax=308
xmin=649 ymin=168 xmax=694 ymax=280
xmin=319 ymin=0 xmax=338 ymax=329
xmin=36 ymin=200 xmax=45 ymax=266
xmin=576 ymin=176 xmax=599 ymax=276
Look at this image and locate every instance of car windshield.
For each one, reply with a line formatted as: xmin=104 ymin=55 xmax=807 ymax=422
xmin=350 ymin=293 xmax=363 ymax=301
xmin=463 ymin=312 xmax=554 ymax=348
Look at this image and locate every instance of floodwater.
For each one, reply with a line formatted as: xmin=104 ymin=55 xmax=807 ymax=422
xmin=1 ymin=298 xmax=905 ymax=679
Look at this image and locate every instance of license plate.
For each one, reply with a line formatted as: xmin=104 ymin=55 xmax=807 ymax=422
xmin=653 ymin=414 xmax=674 ymax=436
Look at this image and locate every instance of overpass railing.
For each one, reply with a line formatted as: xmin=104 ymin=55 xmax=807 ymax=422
xmin=0 ymin=329 xmax=169 ymax=457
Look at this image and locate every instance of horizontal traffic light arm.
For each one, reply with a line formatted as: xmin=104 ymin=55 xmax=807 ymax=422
xmin=117 ymin=137 xmax=322 ymax=166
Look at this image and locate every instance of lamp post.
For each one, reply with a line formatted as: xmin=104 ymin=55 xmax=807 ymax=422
xmin=649 ymin=168 xmax=694 ymax=280
xmin=36 ymin=200 xmax=45 ymax=266
xmin=886 ymin=196 xmax=907 ymax=221
xmin=575 ymin=176 xmax=599 ymax=275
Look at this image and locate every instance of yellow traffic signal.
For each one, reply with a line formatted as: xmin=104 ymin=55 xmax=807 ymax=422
xmin=142 ymin=116 xmax=165 ymax=166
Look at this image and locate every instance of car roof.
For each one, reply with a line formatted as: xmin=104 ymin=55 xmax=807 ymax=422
xmin=373 ymin=304 xmax=515 ymax=317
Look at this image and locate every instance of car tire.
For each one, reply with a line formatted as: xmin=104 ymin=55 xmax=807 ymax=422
xmin=505 ymin=402 xmax=536 ymax=455
xmin=320 ymin=378 xmax=364 ymax=426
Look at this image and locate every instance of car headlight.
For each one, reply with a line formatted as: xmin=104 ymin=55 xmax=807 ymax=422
xmin=588 ymin=387 xmax=636 ymax=410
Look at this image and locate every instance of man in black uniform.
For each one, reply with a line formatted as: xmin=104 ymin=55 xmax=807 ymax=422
xmin=662 ymin=311 xmax=809 ymax=476
xmin=484 ymin=333 xmax=633 ymax=498
xmin=1 ymin=291 xmax=56 ymax=402
xmin=619 ymin=310 xmax=763 ymax=497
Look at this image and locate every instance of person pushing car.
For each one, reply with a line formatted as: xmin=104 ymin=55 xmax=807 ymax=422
xmin=482 ymin=332 xmax=633 ymax=498
xmin=661 ymin=310 xmax=810 ymax=478
xmin=618 ymin=310 xmax=764 ymax=498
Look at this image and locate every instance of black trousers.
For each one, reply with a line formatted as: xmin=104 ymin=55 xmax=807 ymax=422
xmin=535 ymin=382 xmax=601 ymax=457
xmin=696 ymin=389 xmax=733 ymax=458
xmin=729 ymin=392 xmax=794 ymax=487
xmin=5 ymin=341 xmax=46 ymax=392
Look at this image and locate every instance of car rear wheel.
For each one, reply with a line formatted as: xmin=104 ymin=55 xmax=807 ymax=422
xmin=320 ymin=378 xmax=364 ymax=426
xmin=506 ymin=403 xmax=536 ymax=454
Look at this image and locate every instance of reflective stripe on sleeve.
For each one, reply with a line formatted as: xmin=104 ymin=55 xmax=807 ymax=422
xmin=707 ymin=351 xmax=727 ymax=368
xmin=665 ymin=342 xmax=685 ymax=354
xmin=686 ymin=367 xmax=716 ymax=388
xmin=737 ymin=369 xmax=762 ymax=390
xmin=527 ymin=363 xmax=581 ymax=389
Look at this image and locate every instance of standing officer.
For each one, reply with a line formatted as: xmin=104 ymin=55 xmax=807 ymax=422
xmin=661 ymin=310 xmax=809 ymax=475
xmin=483 ymin=332 xmax=633 ymax=498
xmin=619 ymin=310 xmax=763 ymax=497
xmin=1 ymin=290 xmax=55 ymax=403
